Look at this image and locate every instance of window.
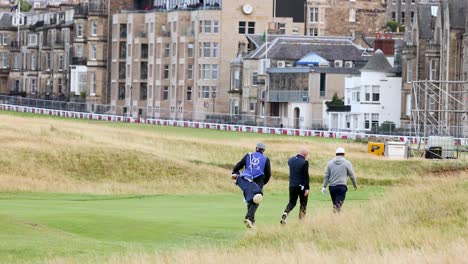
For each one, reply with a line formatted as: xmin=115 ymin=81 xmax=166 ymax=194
xmin=319 ymin=73 xmax=326 ymax=97
xmin=172 ymin=21 xmax=177 ymax=32
xmin=410 ymin=12 xmax=415 ymax=24
xmin=349 ymin=9 xmax=356 ymax=22
xmin=392 ymin=12 xmax=396 ymax=21
xmin=203 ymin=42 xmax=210 ymax=57
xmin=78 ymin=72 xmax=86 ymax=93
xmin=371 ymin=113 xmax=379 ymax=129
xmin=252 ymin=72 xmax=258 ymax=85
xmin=91 ymin=44 xmax=97 ymax=60
xmin=141 ymin=44 xmax=148 ymax=59
xmin=171 ymin=64 xmax=175 ymax=78
xmin=77 ymin=24 xmax=83 ymax=37
xmin=2 ymin=33 xmax=7 ymax=45
xmin=188 ymin=43 xmax=194 ymax=57
xmin=120 ymin=24 xmax=127 ymax=38
xmin=248 ymin=22 xmax=255 ymax=34
xmin=91 ymin=21 xmax=97 ymax=36
xmin=31 ymin=79 xmax=36 ymax=94
xmin=141 ymin=62 xmax=148 ymax=79
xmin=163 ymin=86 xmax=169 ymax=100
xmin=148 ymin=85 xmax=153 ymax=99
xmin=363 ymin=85 xmax=370 ymax=101
xmin=149 ymin=43 xmax=153 ymax=57
xmin=58 ymin=78 xmax=62 ymax=94
xmin=119 ymin=62 xmax=126 ymax=79
xmin=213 ymin=43 xmax=218 ymax=57
xmin=310 ymin=7 xmax=319 ymax=22
xmin=14 ymin=54 xmax=21 ymax=69
xmin=352 ymin=91 xmax=360 ymax=102
xmin=407 ymin=59 xmax=413 ymax=83
xmin=202 ymin=64 xmax=210 ymax=79
xmin=172 ymin=43 xmax=176 ymax=56
xmin=401 ymin=12 xmax=405 ymax=24
xmin=202 ymin=86 xmax=210 ymax=98
xmin=76 ymin=45 xmax=84 ymax=57
xmin=164 ymin=65 xmax=169 ymax=79
xmin=32 ymin=54 xmax=37 ymax=70
xmin=119 ymin=42 xmax=126 ymax=59
xmin=28 ymin=34 xmax=36 ymax=46
xmin=118 ymin=83 xmax=125 ymax=99
xmin=164 ymin=44 xmax=170 ymax=57
xmin=430 ymin=60 xmax=437 ymax=80
xmin=309 ymin=28 xmax=318 ymax=36
xmin=187 ymin=64 xmax=193 ymax=80
xmin=249 ymin=100 xmax=255 ymax=112
xmin=58 ymin=54 xmax=63 ymax=70
xmin=346 ymin=115 xmax=351 ymax=129
xmin=90 ymin=72 xmax=96 ymax=95
xmin=405 ymin=94 xmax=411 ymax=116
xmin=211 ymin=86 xmax=217 ymax=98
xmin=46 ymin=53 xmax=52 ymax=69
xmin=239 ymin=21 xmax=246 ymax=34
xmin=149 ymin=64 xmax=153 ymax=78
xmin=140 ymin=83 xmax=147 ymax=100
xmin=187 ymin=86 xmax=192 ymax=101
xmin=127 ymin=64 xmax=131 ymax=78
xmin=127 ymin=44 xmax=131 ymax=57
xmin=212 ymin=64 xmax=218 ymax=80
xmin=278 ymin=23 xmax=286 ymax=34
xmin=204 ymin=20 xmax=211 ymax=33
xmin=213 ymin=20 xmax=219 ymax=33
xmin=372 ymin=86 xmax=380 ymax=102
xmin=364 ymin=113 xmax=370 ymax=129
xmin=233 ymin=69 xmax=240 ymax=90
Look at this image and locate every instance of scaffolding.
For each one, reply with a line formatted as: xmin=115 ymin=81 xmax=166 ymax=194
xmin=411 ymin=80 xmax=468 ymax=138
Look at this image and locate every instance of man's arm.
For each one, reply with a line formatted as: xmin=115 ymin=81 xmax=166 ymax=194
xmin=347 ymin=161 xmax=357 ymax=188
xmin=232 ymin=154 xmax=247 ymax=174
xmin=322 ymin=163 xmax=330 ymax=188
xmin=304 ymin=160 xmax=310 ymax=190
xmin=263 ymin=158 xmax=271 ymax=185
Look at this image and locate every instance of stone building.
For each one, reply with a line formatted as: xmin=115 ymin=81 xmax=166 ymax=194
xmin=109 ymin=0 xmax=303 ymax=119
xmin=306 ymin=0 xmax=387 ymax=37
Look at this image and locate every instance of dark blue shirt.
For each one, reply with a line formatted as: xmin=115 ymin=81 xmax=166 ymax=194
xmin=288 ymin=154 xmax=310 ymax=189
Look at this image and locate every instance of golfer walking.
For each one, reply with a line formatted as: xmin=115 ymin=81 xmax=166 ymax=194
xmin=322 ymin=147 xmax=357 ymax=212
xmin=280 ymin=148 xmax=310 ymax=224
xmin=232 ymin=142 xmax=271 ymax=228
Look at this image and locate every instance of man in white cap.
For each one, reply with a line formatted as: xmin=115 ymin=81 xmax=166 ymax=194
xmin=322 ymin=147 xmax=357 ymax=212
xmin=232 ymin=142 xmax=271 ymax=228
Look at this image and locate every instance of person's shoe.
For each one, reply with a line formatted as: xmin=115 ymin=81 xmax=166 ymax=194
xmin=280 ymin=212 xmax=288 ymax=225
xmin=244 ymin=219 xmax=254 ymax=228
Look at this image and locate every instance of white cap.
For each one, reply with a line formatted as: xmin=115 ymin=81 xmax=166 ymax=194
xmin=336 ymin=147 xmax=345 ymax=154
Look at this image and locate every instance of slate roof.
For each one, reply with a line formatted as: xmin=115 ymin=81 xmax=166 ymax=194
xmin=418 ymin=3 xmax=436 ymax=40
xmin=245 ymin=35 xmax=366 ymax=64
xmin=448 ymin=0 xmax=468 ymax=29
xmin=361 ymin=50 xmax=394 ymax=72
xmin=0 ymin=13 xmax=12 ymax=28
xmin=267 ymin=67 xmax=360 ymax=75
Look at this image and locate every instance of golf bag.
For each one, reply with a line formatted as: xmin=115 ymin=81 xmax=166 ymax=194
xmin=236 ymin=176 xmax=262 ymax=203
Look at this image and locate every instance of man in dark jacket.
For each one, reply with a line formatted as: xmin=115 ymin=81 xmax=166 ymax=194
xmin=232 ymin=142 xmax=271 ymax=228
xmin=280 ymin=148 xmax=310 ymax=224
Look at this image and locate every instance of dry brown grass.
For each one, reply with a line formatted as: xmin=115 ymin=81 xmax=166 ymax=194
xmin=1 ymin=113 xmax=468 ymax=194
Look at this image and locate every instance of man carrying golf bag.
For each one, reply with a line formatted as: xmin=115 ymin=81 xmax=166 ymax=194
xmin=232 ymin=142 xmax=271 ymax=228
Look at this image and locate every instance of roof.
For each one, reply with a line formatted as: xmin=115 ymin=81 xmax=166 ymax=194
xmin=245 ymin=35 xmax=366 ymax=63
xmin=418 ymin=3 xmax=436 ymax=40
xmin=361 ymin=50 xmax=394 ymax=72
xmin=267 ymin=66 xmax=360 ymax=75
xmin=0 ymin=13 xmax=12 ymax=28
xmin=448 ymin=0 xmax=468 ymax=29
xmin=296 ymin=52 xmax=328 ymax=66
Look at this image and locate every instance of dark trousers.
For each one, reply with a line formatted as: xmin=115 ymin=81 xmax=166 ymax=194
xmin=245 ymin=202 xmax=258 ymax=222
xmin=329 ymin=185 xmax=347 ymax=212
xmin=284 ymin=186 xmax=308 ymax=219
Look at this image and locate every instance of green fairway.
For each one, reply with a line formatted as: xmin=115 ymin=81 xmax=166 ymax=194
xmin=0 ymin=187 xmax=383 ymax=263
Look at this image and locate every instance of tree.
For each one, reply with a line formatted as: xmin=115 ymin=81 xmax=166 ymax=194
xmin=386 ymin=21 xmax=405 ymax=33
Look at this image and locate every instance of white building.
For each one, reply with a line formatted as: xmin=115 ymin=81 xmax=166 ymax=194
xmin=328 ymin=50 xmax=402 ymax=132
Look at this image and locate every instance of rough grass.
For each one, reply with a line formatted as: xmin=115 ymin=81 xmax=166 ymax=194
xmin=1 ymin=111 xmax=467 ymax=194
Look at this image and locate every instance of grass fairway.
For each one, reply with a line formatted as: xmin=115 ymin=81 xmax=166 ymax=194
xmin=0 ymin=111 xmax=467 ymax=263
xmin=0 ymin=188 xmax=382 ymax=263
